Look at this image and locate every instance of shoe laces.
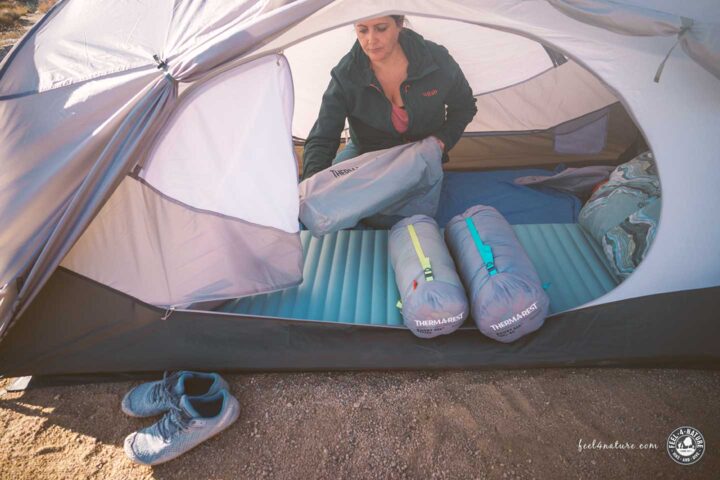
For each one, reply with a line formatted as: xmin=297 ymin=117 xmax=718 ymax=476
xmin=149 ymin=371 xmax=181 ymax=405
xmin=157 ymin=403 xmax=194 ymax=443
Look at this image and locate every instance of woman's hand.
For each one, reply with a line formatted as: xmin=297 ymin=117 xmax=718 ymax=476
xmin=432 ymin=136 xmax=445 ymax=151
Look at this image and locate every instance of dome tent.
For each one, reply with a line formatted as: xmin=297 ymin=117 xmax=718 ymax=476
xmin=0 ymin=0 xmax=718 ymax=377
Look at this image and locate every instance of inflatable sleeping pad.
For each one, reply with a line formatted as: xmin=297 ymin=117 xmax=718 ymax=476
xmin=389 ymin=215 xmax=468 ymax=338
xmin=299 ymin=138 xmax=443 ymax=236
xmin=445 ymin=205 xmax=550 ymax=342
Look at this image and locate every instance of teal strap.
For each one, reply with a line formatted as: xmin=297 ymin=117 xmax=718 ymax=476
xmin=465 ymin=217 xmax=497 ymax=276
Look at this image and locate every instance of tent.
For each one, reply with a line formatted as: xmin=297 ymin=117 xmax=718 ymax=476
xmin=0 ymin=0 xmax=719 ymax=377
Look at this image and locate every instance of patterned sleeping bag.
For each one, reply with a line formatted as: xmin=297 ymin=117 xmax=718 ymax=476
xmin=579 ymin=151 xmax=661 ymax=280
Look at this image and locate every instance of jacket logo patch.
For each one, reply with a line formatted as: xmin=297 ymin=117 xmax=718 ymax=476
xmin=422 ymin=88 xmax=438 ymax=97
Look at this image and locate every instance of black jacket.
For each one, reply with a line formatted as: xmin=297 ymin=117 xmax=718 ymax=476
xmin=301 ymin=28 xmax=477 ymax=180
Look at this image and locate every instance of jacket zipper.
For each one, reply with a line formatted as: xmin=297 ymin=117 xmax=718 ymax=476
xmin=401 ymin=82 xmax=412 ymax=141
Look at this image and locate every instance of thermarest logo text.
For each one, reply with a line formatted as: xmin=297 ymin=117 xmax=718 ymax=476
xmin=415 ymin=312 xmax=464 ymax=327
xmin=489 ymin=302 xmax=538 ymax=331
xmin=330 ymin=166 xmax=359 ymax=178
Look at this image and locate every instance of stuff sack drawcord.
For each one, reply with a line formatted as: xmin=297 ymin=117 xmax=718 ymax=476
xmin=407 ymin=224 xmax=434 ymax=282
xmin=397 ymin=223 xmax=434 ymax=310
xmin=465 ymin=217 xmax=498 ymax=276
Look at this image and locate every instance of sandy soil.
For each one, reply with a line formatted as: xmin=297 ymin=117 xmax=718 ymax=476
xmin=0 ymin=8 xmax=42 ymax=51
xmin=1 ymin=369 xmax=718 ymax=479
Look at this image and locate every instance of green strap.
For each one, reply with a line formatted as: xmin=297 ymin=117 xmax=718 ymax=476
xmin=465 ymin=217 xmax=497 ymax=276
xmin=407 ymin=224 xmax=433 ymax=282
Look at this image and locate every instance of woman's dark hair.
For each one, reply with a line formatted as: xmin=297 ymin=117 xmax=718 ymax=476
xmin=390 ymin=15 xmax=406 ymax=27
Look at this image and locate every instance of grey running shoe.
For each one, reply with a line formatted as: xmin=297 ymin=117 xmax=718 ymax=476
xmin=121 ymin=371 xmax=228 ymax=418
xmin=124 ymin=390 xmax=240 ymax=466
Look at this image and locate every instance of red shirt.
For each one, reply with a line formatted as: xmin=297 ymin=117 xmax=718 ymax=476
xmin=391 ymin=104 xmax=409 ymax=134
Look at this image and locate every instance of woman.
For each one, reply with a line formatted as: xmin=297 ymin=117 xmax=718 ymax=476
xmin=301 ymin=15 xmax=478 ymax=181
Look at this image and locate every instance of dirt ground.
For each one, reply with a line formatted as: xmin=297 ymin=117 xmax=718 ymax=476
xmin=1 ymin=369 xmax=719 ymax=479
xmin=0 ymin=2 xmax=43 ymax=54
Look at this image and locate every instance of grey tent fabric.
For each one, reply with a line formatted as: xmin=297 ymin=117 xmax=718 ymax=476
xmin=547 ymin=0 xmax=685 ymax=36
xmin=514 ymin=165 xmax=614 ymax=199
xmin=445 ymin=205 xmax=550 ymax=343
xmin=547 ymin=0 xmax=720 ymax=81
xmin=298 ymin=138 xmax=444 ymax=237
xmin=0 ymin=0 xmax=333 ymax=338
xmin=389 ymin=215 xmax=468 ymax=338
xmin=8 ymin=76 xmax=178 ymax=329
xmin=61 ymin=178 xmax=304 ymax=307
xmin=682 ymin=22 xmax=720 ymax=81
xmin=553 ymin=107 xmax=609 ymax=155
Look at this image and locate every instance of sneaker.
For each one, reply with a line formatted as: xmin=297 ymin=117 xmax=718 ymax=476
xmin=121 ymin=371 xmax=228 ymax=418
xmin=124 ymin=390 xmax=240 ymax=466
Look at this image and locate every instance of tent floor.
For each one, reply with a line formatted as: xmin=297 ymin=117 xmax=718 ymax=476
xmin=219 ymin=225 xmax=619 ymax=326
xmin=0 ymin=268 xmax=718 ymax=376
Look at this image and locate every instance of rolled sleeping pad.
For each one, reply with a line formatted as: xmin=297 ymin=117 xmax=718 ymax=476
xmin=299 ymin=138 xmax=443 ymax=236
xmin=444 ymin=205 xmax=549 ymax=343
xmin=389 ymin=215 xmax=469 ymax=338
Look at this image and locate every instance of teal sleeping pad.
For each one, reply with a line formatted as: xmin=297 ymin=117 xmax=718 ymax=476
xmin=219 ymin=224 xmax=619 ymax=326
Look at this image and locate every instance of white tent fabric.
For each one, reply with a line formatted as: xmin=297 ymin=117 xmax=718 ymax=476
xmin=0 ymin=1 xmax=172 ymax=96
xmin=467 ymin=60 xmax=617 ymax=133
xmin=547 ymin=0 xmax=720 ymax=81
xmin=142 ymin=54 xmax=298 ymax=233
xmin=1 ymin=0 xmax=719 ymax=336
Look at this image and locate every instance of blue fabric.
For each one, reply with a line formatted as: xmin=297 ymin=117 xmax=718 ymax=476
xmin=331 ymin=140 xmax=362 ymax=165
xmin=435 ymin=170 xmax=581 ymax=227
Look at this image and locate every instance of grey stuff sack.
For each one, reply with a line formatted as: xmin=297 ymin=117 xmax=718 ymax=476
xmin=389 ymin=215 xmax=468 ymax=339
xmin=299 ymin=138 xmax=443 ymax=236
xmin=444 ymin=205 xmax=550 ymax=343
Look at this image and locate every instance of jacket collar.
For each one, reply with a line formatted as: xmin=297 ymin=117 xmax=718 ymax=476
xmin=347 ymin=28 xmax=439 ymax=87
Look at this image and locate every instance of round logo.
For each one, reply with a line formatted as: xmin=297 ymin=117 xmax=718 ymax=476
xmin=667 ymin=427 xmax=705 ymax=465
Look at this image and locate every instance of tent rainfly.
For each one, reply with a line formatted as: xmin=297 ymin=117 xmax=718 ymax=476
xmin=0 ymin=0 xmax=719 ymax=377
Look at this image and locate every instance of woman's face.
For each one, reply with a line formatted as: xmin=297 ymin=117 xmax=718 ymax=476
xmin=354 ymin=16 xmax=402 ymax=63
